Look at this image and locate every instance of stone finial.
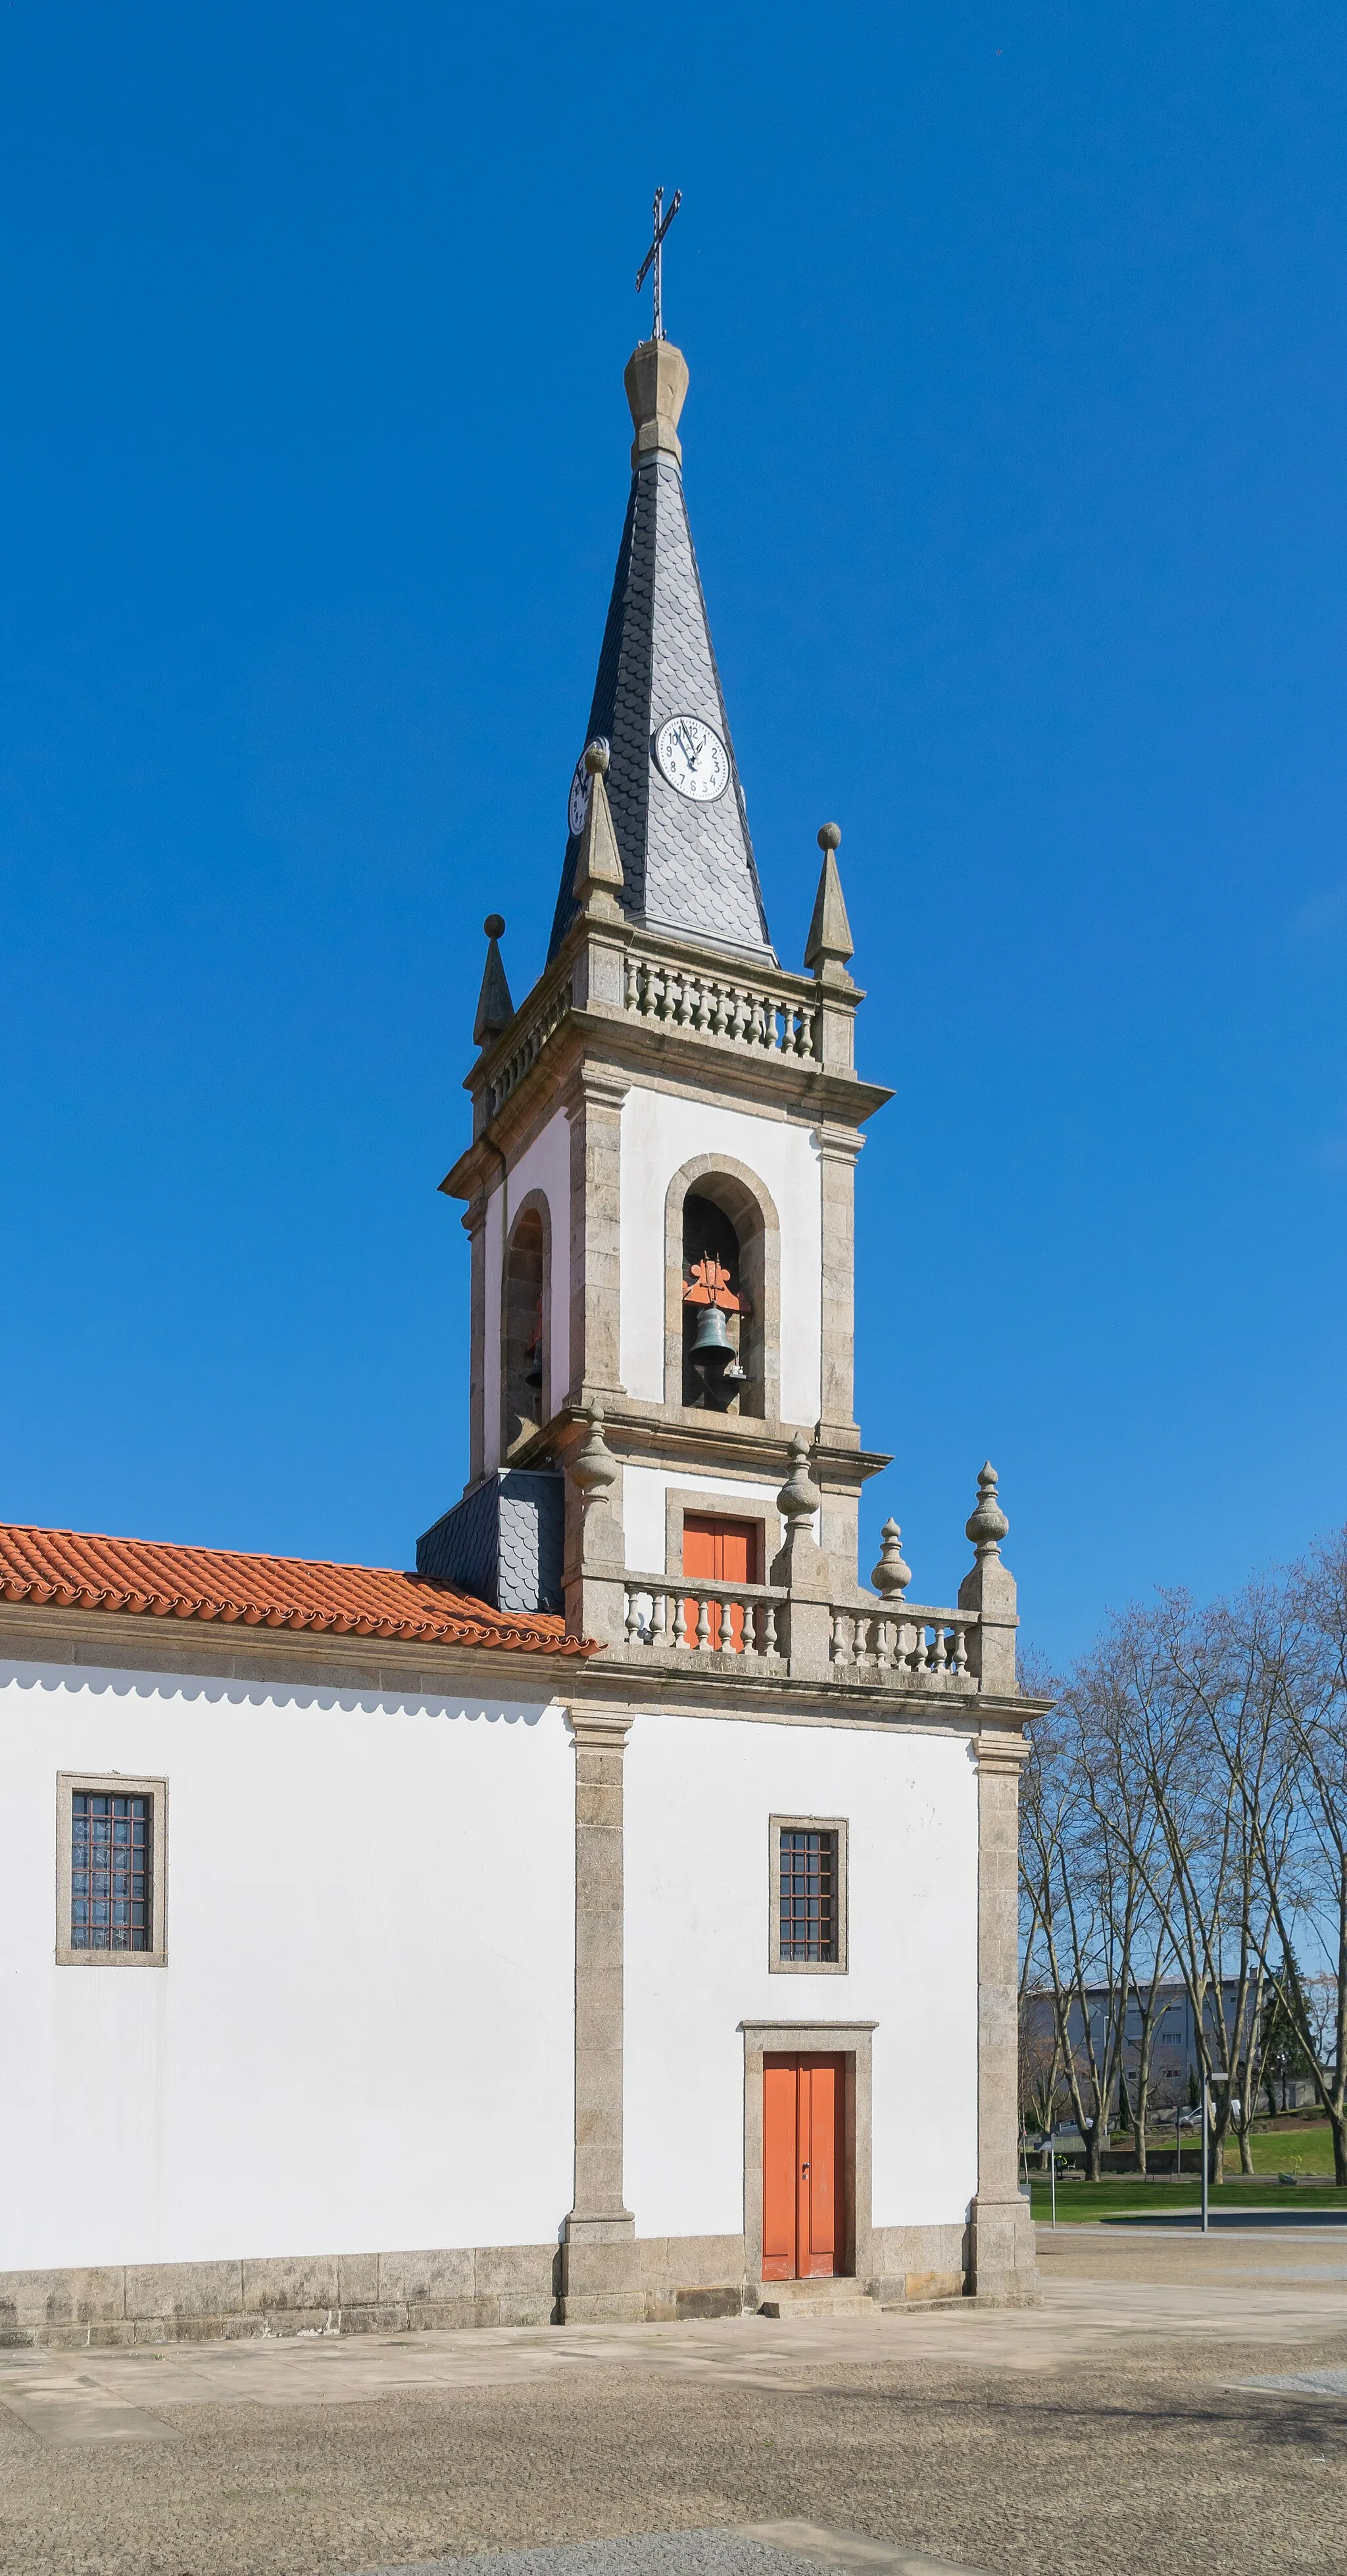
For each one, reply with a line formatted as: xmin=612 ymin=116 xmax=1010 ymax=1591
xmin=570 ymin=1403 xmax=618 ymax=1499
xmin=804 ymin=824 xmax=855 ymax=987
xmin=776 ymin=1432 xmax=821 ymax=1529
xmin=624 ymin=336 xmax=690 ymax=469
xmin=472 ymin=914 xmax=514 ymax=1049
xmin=572 ymin=740 xmax=625 ymax=922
xmin=966 ymin=1461 xmax=1009 ymax=1555
xmin=870 ymin=1518 xmax=912 ymax=1600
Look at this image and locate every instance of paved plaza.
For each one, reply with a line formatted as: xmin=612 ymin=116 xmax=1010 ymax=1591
xmin=3 ymin=2227 xmax=1347 ymax=2575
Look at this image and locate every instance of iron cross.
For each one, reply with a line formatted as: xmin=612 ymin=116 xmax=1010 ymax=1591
xmin=635 ymin=185 xmax=682 ymax=343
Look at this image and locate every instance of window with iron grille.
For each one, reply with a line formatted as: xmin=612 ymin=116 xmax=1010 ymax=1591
xmin=71 ymin=1792 xmax=153 ymax=1950
xmin=770 ymin=1816 xmax=848 ymax=1972
xmin=57 ymin=1774 xmax=166 ymax=1965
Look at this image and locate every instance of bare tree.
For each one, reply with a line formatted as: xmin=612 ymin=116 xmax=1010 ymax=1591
xmin=1238 ymin=1535 xmax=1347 ymax=2183
xmin=1020 ymin=1695 xmax=1136 ymax=2178
xmin=1066 ymin=1590 xmax=1277 ymax=2185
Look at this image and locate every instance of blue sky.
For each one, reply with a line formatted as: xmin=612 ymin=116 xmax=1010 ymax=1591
xmin=1 ymin=2 xmax=1344 ymax=1660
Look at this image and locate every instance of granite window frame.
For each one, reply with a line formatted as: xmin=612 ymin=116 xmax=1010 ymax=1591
xmin=769 ymin=1814 xmax=848 ymax=1976
xmin=55 ymin=1772 xmax=168 ymax=1967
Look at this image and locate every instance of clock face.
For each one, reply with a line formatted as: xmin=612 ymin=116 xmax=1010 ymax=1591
xmin=568 ymin=759 xmax=591 ymax=839
xmin=653 ymin=715 xmax=730 ymax=803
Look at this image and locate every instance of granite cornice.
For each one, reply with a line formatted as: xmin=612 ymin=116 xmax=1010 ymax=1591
xmin=563 ymin=1007 xmax=893 ymax=1126
xmin=596 ymin=1400 xmax=889 ymax=1485
xmin=559 ymin=1665 xmax=1049 ymax=1732
xmin=0 ymin=1604 xmax=585 ymax=1700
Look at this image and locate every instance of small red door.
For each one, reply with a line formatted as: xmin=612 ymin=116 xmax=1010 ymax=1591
xmin=762 ymin=2055 xmax=846 ymax=2281
xmin=682 ymin=1514 xmax=757 ymax=1651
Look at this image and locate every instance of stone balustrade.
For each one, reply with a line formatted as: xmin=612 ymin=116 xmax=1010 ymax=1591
xmin=618 ymin=1571 xmax=981 ymax=1690
xmin=622 ymin=1573 xmax=787 ymax=1660
xmin=622 ymin=954 xmax=820 ymax=1061
xmin=483 ymin=976 xmax=574 ymax=1118
xmin=827 ymin=1604 xmax=977 ymax=1681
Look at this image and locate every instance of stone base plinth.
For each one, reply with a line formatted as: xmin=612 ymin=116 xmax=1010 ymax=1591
xmin=0 ymin=2223 xmax=985 ymax=2347
xmin=967 ymin=2196 xmax=1040 ymax=2304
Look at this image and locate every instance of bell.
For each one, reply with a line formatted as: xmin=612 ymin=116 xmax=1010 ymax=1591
xmin=524 ymin=1348 xmax=543 ymax=1389
xmin=690 ymin=1304 xmax=733 ymax=1364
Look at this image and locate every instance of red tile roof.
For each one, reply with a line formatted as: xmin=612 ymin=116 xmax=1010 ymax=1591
xmin=0 ymin=1524 xmax=595 ymax=1658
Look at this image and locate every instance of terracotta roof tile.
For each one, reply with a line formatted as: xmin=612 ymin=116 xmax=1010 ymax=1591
xmin=0 ymin=1524 xmax=595 ymax=1658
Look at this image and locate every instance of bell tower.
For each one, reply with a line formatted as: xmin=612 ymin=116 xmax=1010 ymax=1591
xmin=423 ymin=329 xmax=904 ymax=1654
xmin=425 ymin=329 xmax=1019 ymax=1707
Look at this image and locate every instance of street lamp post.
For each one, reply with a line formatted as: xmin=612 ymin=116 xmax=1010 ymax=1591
xmin=1201 ymin=2072 xmax=1231 ymax=2234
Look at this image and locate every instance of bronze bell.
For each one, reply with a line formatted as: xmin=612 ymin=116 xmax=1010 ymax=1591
xmin=690 ymin=1304 xmax=733 ymax=1364
xmin=524 ymin=1348 xmax=543 ymax=1389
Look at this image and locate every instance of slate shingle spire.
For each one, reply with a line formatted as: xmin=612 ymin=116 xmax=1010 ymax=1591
xmin=547 ymin=339 xmax=775 ymax=966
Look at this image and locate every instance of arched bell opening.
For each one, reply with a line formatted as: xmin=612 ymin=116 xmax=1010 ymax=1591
xmin=501 ymin=1197 xmax=549 ymax=1457
xmin=681 ymin=1191 xmax=748 ymax=1410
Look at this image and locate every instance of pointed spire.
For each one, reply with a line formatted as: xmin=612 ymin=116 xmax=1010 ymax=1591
xmin=572 ymin=740 xmax=625 ymax=922
xmin=472 ymin=914 xmax=514 ymax=1049
xmin=547 ymin=339 xmax=775 ymax=968
xmin=804 ymin=823 xmax=854 ymax=985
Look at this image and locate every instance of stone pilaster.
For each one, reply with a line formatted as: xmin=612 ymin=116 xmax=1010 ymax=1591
xmin=958 ymin=1463 xmax=1019 ymax=1692
xmin=561 ymin=1406 xmax=627 ymax=1649
xmin=563 ymin=1064 xmax=629 ymax=1410
xmin=464 ymin=1189 xmax=491 ymax=1485
xmin=816 ymin=1123 xmax=862 ymax=1451
xmin=560 ymin=1709 xmax=643 ymax=2323
xmin=770 ymin=1435 xmax=834 ymax=1679
xmin=968 ymin=1728 xmax=1038 ymax=2303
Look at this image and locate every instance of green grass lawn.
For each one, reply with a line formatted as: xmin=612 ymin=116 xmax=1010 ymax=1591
xmin=1027 ymin=2172 xmax=1346 ymax=2220
xmin=1244 ymin=2122 xmax=1334 ymax=2175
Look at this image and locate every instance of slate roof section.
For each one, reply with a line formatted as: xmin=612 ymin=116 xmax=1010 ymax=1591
xmin=548 ymin=452 xmax=776 ymax=965
xmin=0 ymin=1524 xmax=594 ymax=1655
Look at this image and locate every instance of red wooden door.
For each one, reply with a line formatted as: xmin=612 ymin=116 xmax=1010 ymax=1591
xmin=682 ymin=1514 xmax=756 ymax=1650
xmin=762 ymin=2055 xmax=845 ymax=2281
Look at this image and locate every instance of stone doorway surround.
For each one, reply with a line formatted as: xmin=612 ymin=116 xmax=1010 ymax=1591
xmin=740 ymin=2020 xmax=876 ymax=2299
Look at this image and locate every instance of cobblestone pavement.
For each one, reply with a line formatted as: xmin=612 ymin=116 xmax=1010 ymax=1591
xmin=1 ymin=2230 xmax=1347 ymax=2576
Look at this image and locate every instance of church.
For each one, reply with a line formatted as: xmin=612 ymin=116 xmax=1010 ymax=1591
xmin=0 ymin=319 xmax=1041 ymax=2346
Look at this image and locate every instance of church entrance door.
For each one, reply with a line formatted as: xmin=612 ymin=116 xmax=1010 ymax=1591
xmin=682 ymin=1513 xmax=757 ymax=1651
xmin=761 ymin=2054 xmax=846 ymax=2280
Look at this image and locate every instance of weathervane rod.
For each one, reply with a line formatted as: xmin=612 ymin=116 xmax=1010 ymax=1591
xmin=635 ymin=184 xmax=682 ymax=342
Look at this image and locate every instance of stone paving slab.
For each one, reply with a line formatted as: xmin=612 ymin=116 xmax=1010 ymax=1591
xmin=358 ymin=2527 xmax=989 ymax=2576
xmin=7 ymin=2262 xmax=1347 ymax=2444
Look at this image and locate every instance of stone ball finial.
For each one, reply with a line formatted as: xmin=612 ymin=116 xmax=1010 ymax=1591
xmin=776 ymin=1431 xmax=821 ymax=1528
xmin=870 ymin=1517 xmax=912 ymax=1600
xmin=818 ymin=821 xmax=841 ymax=854
xmin=583 ymin=738 xmax=610 ymax=779
xmin=966 ymin=1460 xmax=1009 ymax=1552
xmin=483 ymin=913 xmax=505 ymax=940
xmin=570 ymin=1402 xmax=618 ymax=1498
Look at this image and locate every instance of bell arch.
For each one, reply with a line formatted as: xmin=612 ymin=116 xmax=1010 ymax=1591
xmin=663 ymin=1155 xmax=781 ymax=1423
xmin=500 ymin=1188 xmax=552 ymax=1458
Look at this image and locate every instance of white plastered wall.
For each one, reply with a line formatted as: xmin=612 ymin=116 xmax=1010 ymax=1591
xmin=623 ymin=1711 xmax=979 ymax=2241
xmin=618 ymin=1087 xmax=823 ymax=1426
xmin=623 ymin=1466 xmax=791 ymax=1578
xmin=482 ymin=1103 xmax=572 ymax=1469
xmin=0 ymin=1662 xmax=574 ymax=2270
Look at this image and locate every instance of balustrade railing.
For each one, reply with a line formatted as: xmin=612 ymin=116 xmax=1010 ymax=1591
xmin=622 ymin=1573 xmax=787 ymax=1659
xmin=483 ymin=976 xmax=572 ymax=1117
xmin=623 ymin=955 xmax=820 ymax=1062
xmin=618 ymin=1573 xmax=979 ymax=1686
xmin=828 ymin=1605 xmax=975 ymax=1679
